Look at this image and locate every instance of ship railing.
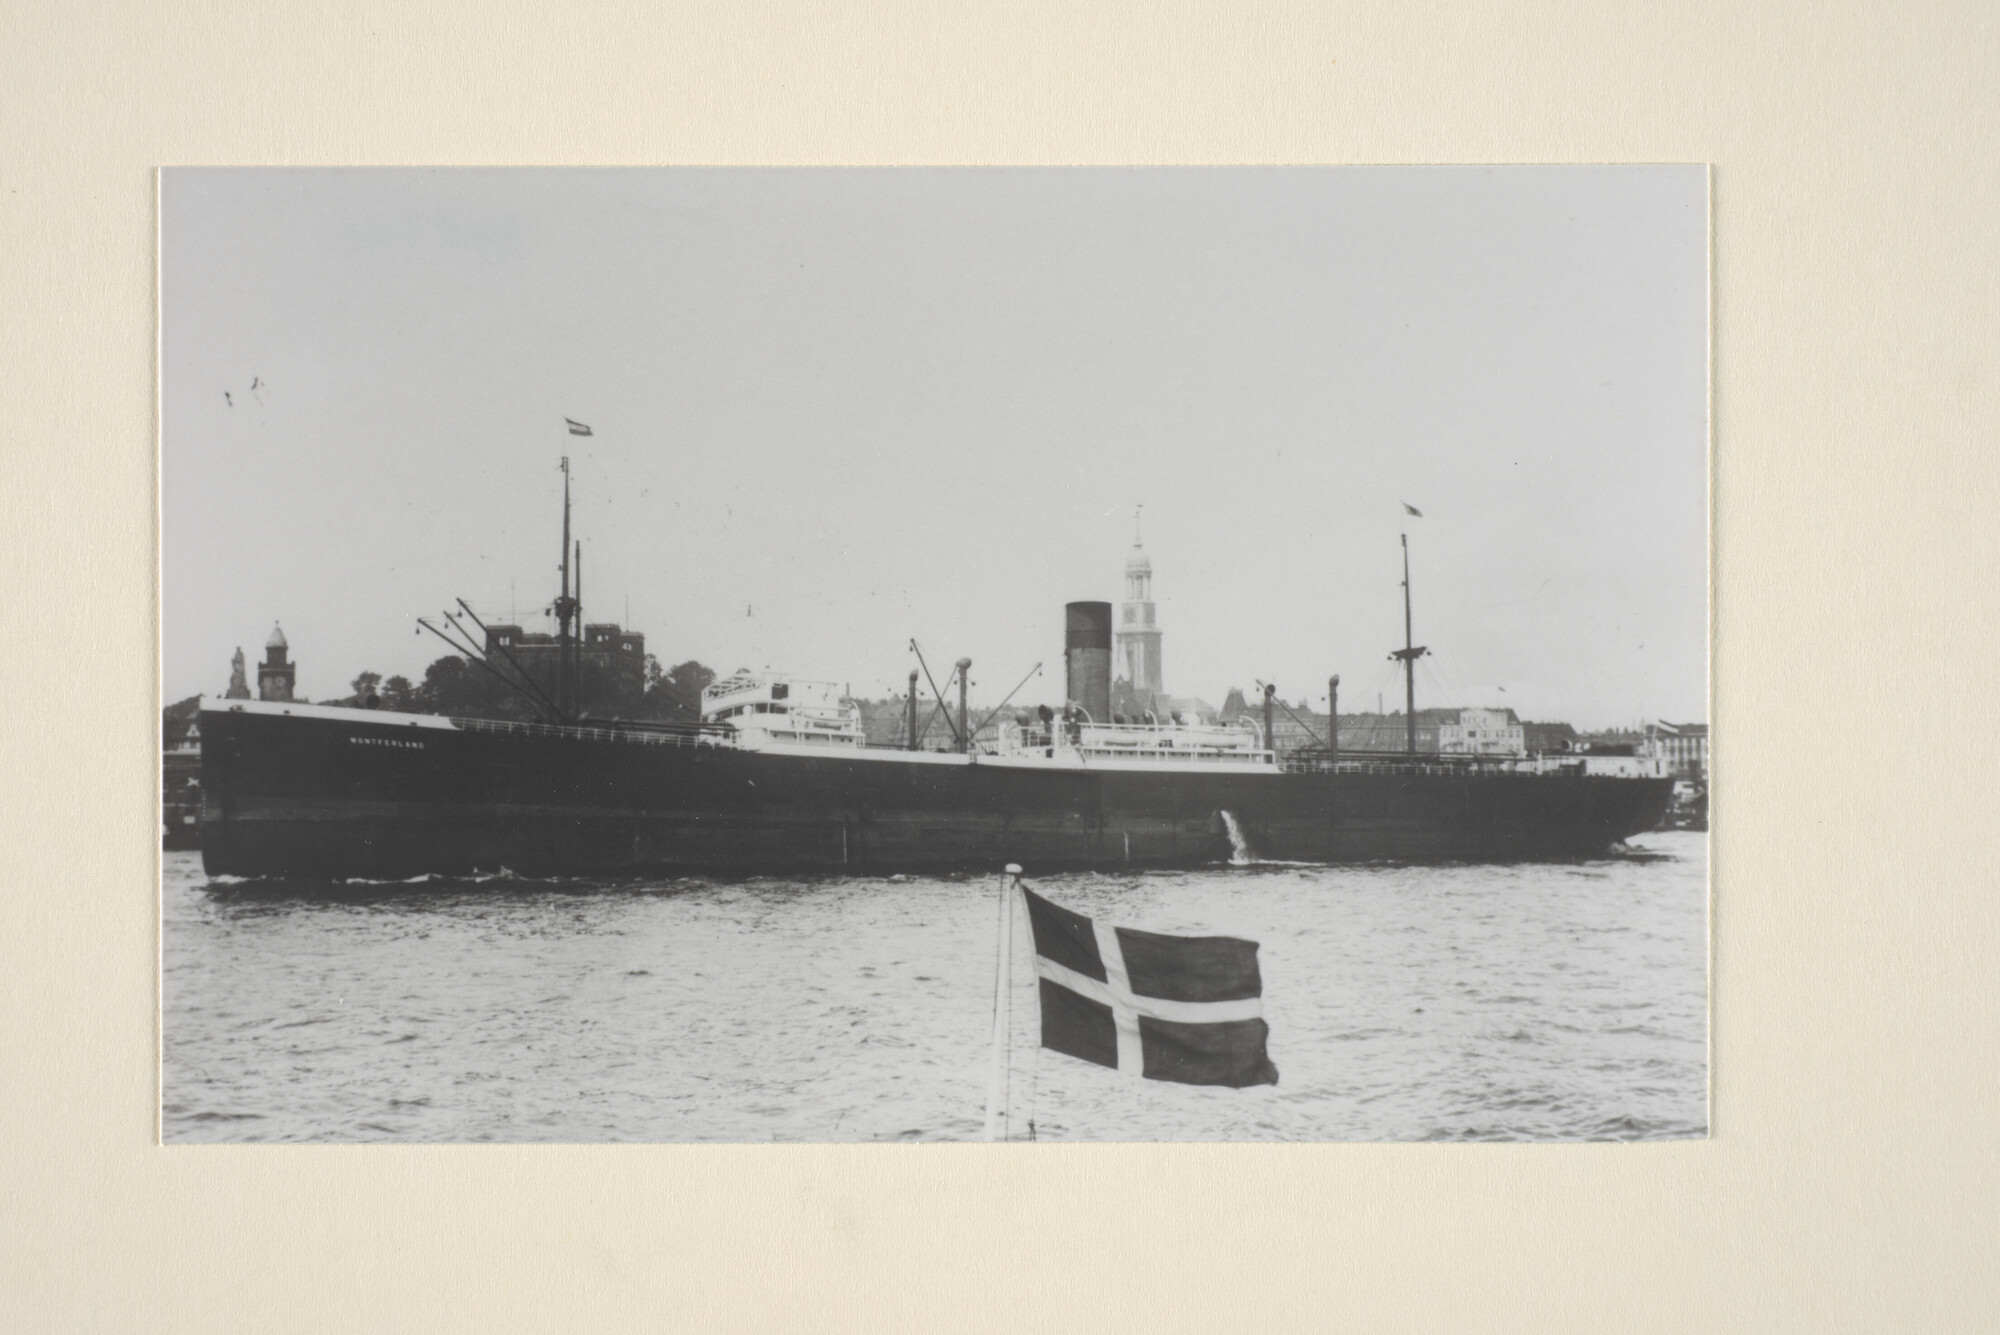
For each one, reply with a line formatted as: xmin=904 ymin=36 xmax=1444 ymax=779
xmin=743 ymin=726 xmax=867 ymax=747
xmin=448 ymin=715 xmax=739 ymax=749
xmin=989 ymin=725 xmax=1274 ymax=765
xmin=1276 ymin=751 xmax=1622 ymax=778
xmin=1074 ymin=746 xmax=1275 ymax=765
xmin=995 ymin=719 xmax=1265 ymax=758
xmin=1079 ymin=719 xmax=1260 ymax=744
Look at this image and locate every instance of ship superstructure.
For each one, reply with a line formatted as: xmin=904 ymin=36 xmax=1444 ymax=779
xmin=701 ymin=673 xmax=868 ymax=749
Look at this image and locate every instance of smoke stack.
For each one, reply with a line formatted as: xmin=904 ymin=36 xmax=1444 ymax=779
xmin=1064 ymin=601 xmax=1112 ymax=723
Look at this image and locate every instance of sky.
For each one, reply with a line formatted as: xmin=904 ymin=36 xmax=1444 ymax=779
xmin=162 ymin=168 xmax=1707 ymax=728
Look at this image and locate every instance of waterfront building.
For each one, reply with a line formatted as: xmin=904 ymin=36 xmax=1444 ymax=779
xmin=162 ymin=696 xmax=203 ymax=849
xmin=482 ymin=620 xmax=647 ymax=703
xmin=1437 ymin=707 xmax=1526 ymax=757
xmin=1328 ymin=711 xmax=1444 ymax=753
xmin=1649 ymin=721 xmax=1709 ymax=783
xmin=853 ymin=695 xmax=1014 ymax=751
xmin=257 ymin=624 xmax=295 ymax=702
xmin=1522 ymin=720 xmax=1580 ymax=755
xmin=1215 ymin=696 xmax=1537 ymax=758
xmin=1578 ymin=728 xmax=1651 ymax=760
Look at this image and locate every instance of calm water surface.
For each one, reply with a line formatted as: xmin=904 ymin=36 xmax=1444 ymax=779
xmin=162 ymin=834 xmax=1708 ymax=1143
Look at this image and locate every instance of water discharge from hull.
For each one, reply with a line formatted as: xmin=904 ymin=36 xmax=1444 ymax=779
xmin=1219 ymin=810 xmax=1254 ymax=865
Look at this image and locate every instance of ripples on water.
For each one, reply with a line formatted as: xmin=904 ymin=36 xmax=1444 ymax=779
xmin=162 ymin=833 xmax=1708 ymax=1143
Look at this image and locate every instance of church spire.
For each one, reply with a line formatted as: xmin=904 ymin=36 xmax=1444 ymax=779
xmin=1116 ymin=505 xmax=1162 ymax=695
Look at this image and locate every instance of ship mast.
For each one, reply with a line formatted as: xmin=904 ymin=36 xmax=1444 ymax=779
xmin=555 ymin=456 xmax=578 ymax=721
xmin=575 ymin=538 xmax=584 ymax=713
xmin=1389 ymin=533 xmax=1428 ymax=756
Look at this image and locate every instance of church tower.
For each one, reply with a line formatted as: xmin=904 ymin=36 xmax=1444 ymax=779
xmin=257 ymin=624 xmax=296 ymax=702
xmin=1115 ymin=507 xmax=1164 ymax=695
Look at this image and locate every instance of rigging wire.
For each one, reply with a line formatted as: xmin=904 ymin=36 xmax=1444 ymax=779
xmin=1253 ymin=679 xmax=1328 ymax=750
xmin=1428 ymin=650 xmax=1473 ymax=709
xmin=909 ymin=640 xmax=966 ymax=747
xmin=1353 ymin=660 xmax=1399 ymax=718
xmin=968 ymin=663 xmax=1044 ymax=741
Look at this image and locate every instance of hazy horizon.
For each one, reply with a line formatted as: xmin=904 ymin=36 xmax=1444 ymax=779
xmin=163 ymin=168 xmax=1706 ymax=730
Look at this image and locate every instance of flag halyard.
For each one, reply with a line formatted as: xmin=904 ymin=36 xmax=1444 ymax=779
xmin=1022 ymin=885 xmax=1277 ymax=1088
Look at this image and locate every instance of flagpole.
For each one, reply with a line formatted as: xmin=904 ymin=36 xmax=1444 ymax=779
xmin=982 ymin=863 xmax=1022 ymax=1141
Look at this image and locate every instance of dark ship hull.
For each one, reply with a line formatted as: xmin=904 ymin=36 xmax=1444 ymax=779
xmin=198 ymin=702 xmax=1675 ymax=880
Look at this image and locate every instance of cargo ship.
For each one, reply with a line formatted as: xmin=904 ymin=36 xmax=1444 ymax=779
xmin=196 ymin=683 xmax=1672 ymax=878
xmin=195 ymin=466 xmax=1673 ymax=879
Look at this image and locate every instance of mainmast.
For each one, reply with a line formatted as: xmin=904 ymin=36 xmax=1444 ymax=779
xmin=575 ymin=539 xmax=584 ymax=711
xmin=555 ymin=456 xmax=578 ymax=721
xmin=1388 ymin=533 xmax=1428 ymax=756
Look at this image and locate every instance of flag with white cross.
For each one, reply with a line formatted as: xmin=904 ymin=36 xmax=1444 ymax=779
xmin=1021 ymin=884 xmax=1278 ymax=1088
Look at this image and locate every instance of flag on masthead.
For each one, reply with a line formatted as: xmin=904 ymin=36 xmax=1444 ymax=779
xmin=565 ymin=418 xmax=593 ymax=436
xmin=1021 ymin=885 xmax=1278 ymax=1087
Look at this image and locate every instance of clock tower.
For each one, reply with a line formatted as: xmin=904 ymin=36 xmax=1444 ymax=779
xmin=1115 ymin=507 xmax=1163 ymax=696
xmin=257 ymin=624 xmax=296 ymax=702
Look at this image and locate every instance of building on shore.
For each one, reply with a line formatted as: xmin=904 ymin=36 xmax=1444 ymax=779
xmin=1522 ymin=720 xmax=1581 ymax=755
xmin=1218 ymin=691 xmax=1441 ymax=754
xmin=852 ymin=694 xmax=1019 ymax=752
xmin=1576 ymin=728 xmax=1655 ymax=760
xmin=1436 ymin=707 xmax=1526 ymax=756
xmin=481 ymin=620 xmax=647 ymax=704
xmin=1575 ymin=726 xmax=1703 ymax=776
xmin=1215 ymin=695 xmax=1551 ymax=759
xmin=1648 ymin=721 xmax=1709 ymax=783
xmin=162 ymin=696 xmax=203 ymax=849
xmin=257 ymin=624 xmax=295 ymax=701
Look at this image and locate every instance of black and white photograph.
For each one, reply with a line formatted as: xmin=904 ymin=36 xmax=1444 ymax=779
xmin=162 ymin=166 xmax=1708 ymax=1144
